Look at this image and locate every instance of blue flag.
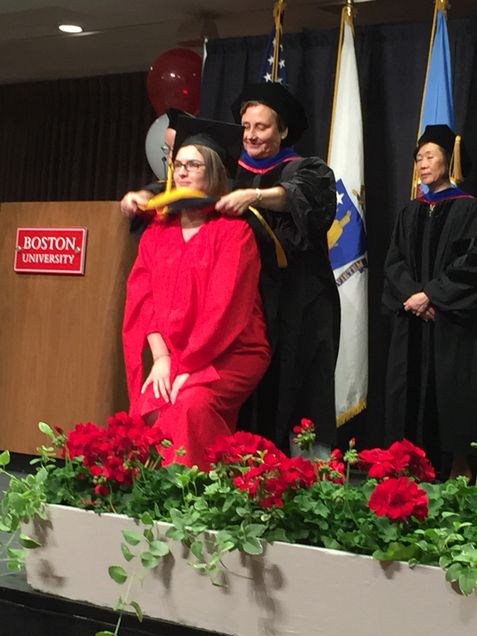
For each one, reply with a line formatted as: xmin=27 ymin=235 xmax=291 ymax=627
xmin=421 ymin=9 xmax=454 ymax=132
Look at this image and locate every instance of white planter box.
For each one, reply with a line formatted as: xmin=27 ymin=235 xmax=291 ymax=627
xmin=24 ymin=503 xmax=477 ymax=636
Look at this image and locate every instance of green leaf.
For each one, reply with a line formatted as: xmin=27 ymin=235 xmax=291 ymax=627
xmin=192 ymin=562 xmax=208 ymax=570
xmin=459 ymin=569 xmax=477 ymax=596
xmin=242 ymin=538 xmax=263 ymax=555
xmin=113 ymin=596 xmax=125 ymax=611
xmin=140 ymin=551 xmax=160 ymax=569
xmin=219 ymin=541 xmax=235 ymax=553
xmin=190 ymin=541 xmax=204 ymax=560
xmin=95 ymin=632 xmax=116 ymax=636
xmin=446 ymin=563 xmax=463 ymax=583
xmin=122 ymin=530 xmax=142 ymax=546
xmin=7 ymin=548 xmax=26 ymax=560
xmin=129 ymin=601 xmax=144 ymax=622
xmin=459 ymin=547 xmax=477 ymax=561
xmin=266 ymin=528 xmax=289 ymax=542
xmin=19 ymin=534 xmax=41 ymax=549
xmin=38 ymin=422 xmax=54 ymax=437
xmin=149 ymin=540 xmax=170 ymax=558
xmin=121 ymin=543 xmax=134 ymax=562
xmin=441 ymin=511 xmax=459 ymax=519
xmin=243 ymin=524 xmax=266 ymax=539
xmin=169 ymin=508 xmax=185 ymax=529
xmin=194 ymin=498 xmax=208 ymax=512
xmin=108 ymin=565 xmax=128 ymax=584
xmin=7 ymin=561 xmax=23 ymax=571
xmin=165 ymin=526 xmax=184 ymax=541
xmin=0 ymin=450 xmax=10 ymax=467
xmin=372 ymin=542 xmax=417 ymax=562
xmin=140 ymin=511 xmax=154 ymax=526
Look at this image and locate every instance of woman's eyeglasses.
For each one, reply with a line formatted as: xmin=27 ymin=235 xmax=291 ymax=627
xmin=173 ymin=160 xmax=206 ymax=172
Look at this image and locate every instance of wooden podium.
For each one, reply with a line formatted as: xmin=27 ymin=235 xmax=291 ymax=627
xmin=0 ymin=202 xmax=138 ymax=454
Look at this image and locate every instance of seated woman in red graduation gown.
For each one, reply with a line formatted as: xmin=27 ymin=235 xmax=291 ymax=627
xmin=122 ymin=117 xmax=271 ymax=470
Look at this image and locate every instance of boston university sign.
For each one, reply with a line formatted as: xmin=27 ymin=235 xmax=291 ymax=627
xmin=14 ymin=227 xmax=88 ymax=275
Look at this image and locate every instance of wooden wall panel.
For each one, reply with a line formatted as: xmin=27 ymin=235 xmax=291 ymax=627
xmin=0 ymin=202 xmax=138 ymax=454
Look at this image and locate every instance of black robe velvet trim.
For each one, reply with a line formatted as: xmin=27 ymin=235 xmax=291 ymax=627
xmin=383 ymin=196 xmax=477 ymax=454
xmin=235 ymin=156 xmax=340 ymax=450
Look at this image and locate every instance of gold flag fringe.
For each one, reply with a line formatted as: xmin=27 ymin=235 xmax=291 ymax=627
xmin=450 ymin=134 xmax=463 ymax=184
xmin=336 ymin=398 xmax=367 ymax=428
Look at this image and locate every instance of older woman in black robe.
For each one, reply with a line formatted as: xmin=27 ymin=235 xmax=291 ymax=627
xmin=383 ymin=124 xmax=477 ymax=479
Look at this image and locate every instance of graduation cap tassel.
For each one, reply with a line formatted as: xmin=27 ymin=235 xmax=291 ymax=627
xmin=451 ymin=134 xmax=463 ymax=184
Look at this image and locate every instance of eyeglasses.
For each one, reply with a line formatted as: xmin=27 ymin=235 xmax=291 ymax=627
xmin=173 ymin=160 xmax=206 ymax=172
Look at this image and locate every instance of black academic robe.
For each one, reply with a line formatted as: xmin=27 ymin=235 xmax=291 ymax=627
xmin=129 ymin=180 xmax=165 ymax=236
xmin=235 ymin=156 xmax=340 ymax=450
xmin=383 ymin=193 xmax=477 ymax=455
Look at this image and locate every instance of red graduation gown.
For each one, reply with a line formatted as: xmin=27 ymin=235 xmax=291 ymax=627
xmin=123 ymin=214 xmax=271 ymax=470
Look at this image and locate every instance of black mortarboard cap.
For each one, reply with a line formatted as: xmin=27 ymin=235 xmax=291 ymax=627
xmin=166 ymin=108 xmax=193 ymax=130
xmin=231 ymin=82 xmax=308 ymax=146
xmin=414 ymin=124 xmax=456 ymax=158
xmin=414 ymin=124 xmax=471 ymax=181
xmin=173 ymin=115 xmax=244 ymax=177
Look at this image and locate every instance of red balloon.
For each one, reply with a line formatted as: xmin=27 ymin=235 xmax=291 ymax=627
xmin=147 ymin=48 xmax=202 ymax=116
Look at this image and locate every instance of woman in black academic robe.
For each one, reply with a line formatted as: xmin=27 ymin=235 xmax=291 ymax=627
xmin=383 ymin=124 xmax=477 ymax=478
xmin=216 ymin=83 xmax=340 ymax=452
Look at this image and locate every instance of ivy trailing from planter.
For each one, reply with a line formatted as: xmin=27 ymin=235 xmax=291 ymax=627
xmin=2 ymin=414 xmax=477 ymax=636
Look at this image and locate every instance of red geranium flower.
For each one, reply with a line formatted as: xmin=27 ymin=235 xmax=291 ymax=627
xmin=291 ymin=418 xmax=317 ymax=452
xmin=64 ymin=412 xmax=170 ymax=497
xmin=388 ymin=439 xmax=435 ymax=482
xmin=292 ymin=418 xmax=315 ymax=435
xmin=359 ymin=439 xmax=435 ymax=482
xmin=368 ymin=476 xmax=429 ymax=522
xmin=206 ymin=431 xmax=283 ymax=467
xmin=232 ymin=450 xmax=318 ymax=509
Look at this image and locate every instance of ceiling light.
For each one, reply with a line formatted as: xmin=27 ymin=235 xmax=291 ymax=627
xmin=58 ymin=24 xmax=83 ymax=34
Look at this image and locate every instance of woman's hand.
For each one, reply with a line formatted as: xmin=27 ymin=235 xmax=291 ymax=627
xmin=420 ymin=306 xmax=436 ymax=322
xmin=120 ymin=189 xmax=154 ymax=217
xmin=403 ymin=291 xmax=430 ymax=317
xmin=215 ymin=189 xmax=258 ymax=216
xmin=170 ymin=373 xmax=190 ymax=404
xmin=141 ymin=355 xmax=172 ymax=402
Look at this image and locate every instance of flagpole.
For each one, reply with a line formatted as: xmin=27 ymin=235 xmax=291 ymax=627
xmin=327 ymin=1 xmax=354 ymax=164
xmin=272 ymin=0 xmax=286 ymax=81
xmin=411 ymin=0 xmax=448 ymax=198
